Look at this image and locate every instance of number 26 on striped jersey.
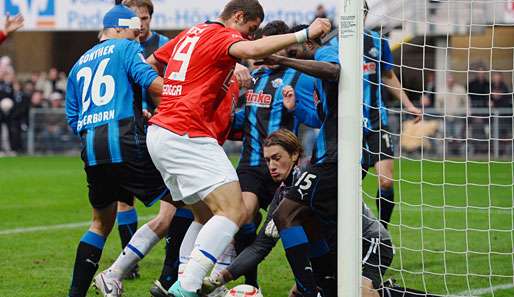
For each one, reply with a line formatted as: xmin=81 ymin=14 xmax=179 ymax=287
xmin=76 ymin=58 xmax=115 ymax=115
xmin=168 ymin=36 xmax=200 ymax=82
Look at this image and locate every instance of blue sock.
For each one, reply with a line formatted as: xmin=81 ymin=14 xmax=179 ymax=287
xmin=68 ymin=231 xmax=105 ymax=297
xmin=280 ymin=226 xmax=318 ymax=297
xmin=117 ymin=208 xmax=138 ymax=249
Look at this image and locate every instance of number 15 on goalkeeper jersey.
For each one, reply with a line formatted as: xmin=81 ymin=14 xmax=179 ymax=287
xmin=66 ymin=38 xmax=161 ymax=166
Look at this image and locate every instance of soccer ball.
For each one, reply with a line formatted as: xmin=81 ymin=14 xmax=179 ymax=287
xmin=225 ymin=285 xmax=263 ymax=297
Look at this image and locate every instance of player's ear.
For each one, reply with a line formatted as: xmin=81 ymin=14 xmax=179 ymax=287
xmin=292 ymin=152 xmax=300 ymax=164
xmin=233 ymin=10 xmax=245 ymax=25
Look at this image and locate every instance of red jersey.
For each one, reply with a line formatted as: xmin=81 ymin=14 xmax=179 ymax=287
xmin=150 ymin=21 xmax=244 ymax=141
xmin=0 ymin=32 xmax=6 ymax=45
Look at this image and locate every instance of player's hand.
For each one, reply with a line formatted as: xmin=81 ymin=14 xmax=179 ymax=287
xmin=265 ymin=219 xmax=280 ymax=239
xmin=254 ymin=54 xmax=282 ymax=67
xmin=406 ymin=105 xmax=422 ymax=123
xmin=234 ymin=63 xmax=253 ymax=89
xmin=308 ymin=18 xmax=332 ymax=40
xmin=4 ymin=13 xmax=24 ymax=35
xmin=143 ymin=109 xmax=153 ymax=121
xmin=282 ymin=85 xmax=296 ymax=111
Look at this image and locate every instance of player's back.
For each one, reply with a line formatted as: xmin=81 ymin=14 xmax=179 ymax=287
xmin=150 ymin=22 xmax=244 ymax=140
xmin=311 ymin=44 xmax=339 ymax=164
xmin=66 ymin=38 xmax=158 ymax=166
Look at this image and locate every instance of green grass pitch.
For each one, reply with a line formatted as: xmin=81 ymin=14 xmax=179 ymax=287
xmin=0 ymin=156 xmax=512 ymax=296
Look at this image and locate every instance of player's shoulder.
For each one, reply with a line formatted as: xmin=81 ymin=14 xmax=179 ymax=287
xmin=314 ymin=44 xmax=339 ymax=64
xmin=157 ymin=33 xmax=169 ymax=45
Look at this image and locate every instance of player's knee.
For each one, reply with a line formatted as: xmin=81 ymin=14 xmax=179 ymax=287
xmin=378 ymin=176 xmax=394 ymax=190
xmin=90 ymin=219 xmax=114 ymax=237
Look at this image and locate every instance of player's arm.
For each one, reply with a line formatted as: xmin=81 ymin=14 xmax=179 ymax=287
xmin=1 ymin=13 xmax=24 ymax=44
xmin=229 ymin=18 xmax=331 ymax=60
xmin=379 ymin=37 xmax=421 ymax=120
xmin=65 ymin=79 xmax=79 ymax=134
xmin=293 ymin=75 xmax=323 ymax=128
xmin=382 ymin=69 xmax=421 ymax=120
xmin=125 ymin=42 xmax=163 ymax=105
xmin=147 ymin=76 xmax=163 ymax=105
xmin=146 ymin=54 xmax=167 ymax=76
xmin=266 ymin=55 xmax=339 ymax=82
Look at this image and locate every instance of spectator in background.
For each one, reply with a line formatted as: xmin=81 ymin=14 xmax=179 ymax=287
xmin=435 ymin=73 xmax=467 ymax=154
xmin=48 ymin=91 xmax=64 ymax=108
xmin=468 ymin=65 xmax=490 ymax=153
xmin=7 ymin=80 xmax=31 ymax=153
xmin=30 ymin=90 xmax=47 ymax=108
xmin=313 ymin=4 xmax=333 ymax=27
xmin=490 ymin=72 xmax=513 ymax=155
xmin=0 ymin=68 xmax=15 ymax=153
xmin=39 ymin=68 xmax=67 ymax=99
xmin=468 ymin=65 xmax=490 ymax=110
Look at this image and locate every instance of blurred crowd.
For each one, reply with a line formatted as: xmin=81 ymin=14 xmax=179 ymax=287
xmin=415 ymin=64 xmax=513 ymax=155
xmin=0 ymin=56 xmax=68 ymax=155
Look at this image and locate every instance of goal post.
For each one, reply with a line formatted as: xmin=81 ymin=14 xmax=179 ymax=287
xmin=338 ymin=0 xmax=514 ymax=296
xmin=338 ymin=0 xmax=364 ymax=297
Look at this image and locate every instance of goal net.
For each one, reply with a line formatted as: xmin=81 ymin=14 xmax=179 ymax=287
xmin=339 ymin=0 xmax=514 ymax=296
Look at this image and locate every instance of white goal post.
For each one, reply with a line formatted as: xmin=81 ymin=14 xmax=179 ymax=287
xmin=338 ymin=0 xmax=364 ymax=296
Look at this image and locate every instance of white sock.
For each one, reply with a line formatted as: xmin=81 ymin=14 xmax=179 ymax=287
xmin=210 ymin=241 xmax=236 ymax=278
xmin=181 ymin=216 xmax=239 ymax=292
xmin=107 ymin=224 xmax=160 ymax=280
xmin=178 ymin=221 xmax=203 ymax=282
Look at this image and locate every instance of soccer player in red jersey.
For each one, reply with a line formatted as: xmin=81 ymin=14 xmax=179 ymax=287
xmin=144 ymin=1 xmax=331 ymax=296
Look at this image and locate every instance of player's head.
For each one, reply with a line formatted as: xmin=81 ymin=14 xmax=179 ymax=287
xmin=123 ymin=0 xmax=154 ymax=42
xmin=102 ymin=4 xmax=141 ymax=41
xmin=219 ymin=0 xmax=264 ymax=38
xmin=261 ymin=20 xmax=290 ymax=69
xmin=263 ymin=129 xmax=303 ymax=182
xmin=287 ymin=24 xmax=322 ymax=60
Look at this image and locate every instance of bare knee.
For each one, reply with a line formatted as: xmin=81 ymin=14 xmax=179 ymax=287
xmin=89 ymin=204 xmax=117 ymax=236
xmin=378 ymin=176 xmax=393 ymax=190
xmin=117 ymin=201 xmax=133 ymax=212
xmin=147 ymin=201 xmax=177 ymax=238
xmin=90 ymin=215 xmax=115 ymax=236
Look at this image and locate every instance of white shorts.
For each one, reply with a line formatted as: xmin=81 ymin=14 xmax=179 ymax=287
xmin=147 ymin=125 xmax=239 ymax=205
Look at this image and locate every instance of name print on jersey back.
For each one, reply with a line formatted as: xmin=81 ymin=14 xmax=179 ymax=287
xmin=68 ymin=39 xmax=150 ymax=134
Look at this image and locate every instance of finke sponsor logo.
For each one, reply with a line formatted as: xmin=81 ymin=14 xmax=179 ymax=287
xmin=246 ymin=90 xmax=272 ymax=108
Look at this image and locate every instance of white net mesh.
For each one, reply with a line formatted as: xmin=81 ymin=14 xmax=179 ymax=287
xmin=361 ymin=0 xmax=514 ymax=296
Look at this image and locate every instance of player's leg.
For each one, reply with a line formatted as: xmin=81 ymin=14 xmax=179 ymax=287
xmin=116 ymin=200 xmax=140 ymax=279
xmin=374 ymin=130 xmax=395 ymax=229
xmin=100 ymin=195 xmax=176 ymax=282
xmin=375 ymin=158 xmax=394 ymax=229
xmin=173 ymin=181 xmax=245 ymax=295
xmin=273 ymin=198 xmax=319 ymax=297
xmin=303 ymin=215 xmax=337 ymax=297
xmin=235 ymin=191 xmax=260 ymax=286
xmin=151 ymin=208 xmax=194 ymax=295
xmin=68 ymin=203 xmax=117 ymax=297
xmin=362 ymin=238 xmax=394 ymax=297
xmin=68 ymin=164 xmax=121 ymax=297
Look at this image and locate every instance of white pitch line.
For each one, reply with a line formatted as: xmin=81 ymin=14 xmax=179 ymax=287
xmin=0 ymin=215 xmax=155 ymax=236
xmin=449 ymin=283 xmax=514 ymax=297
